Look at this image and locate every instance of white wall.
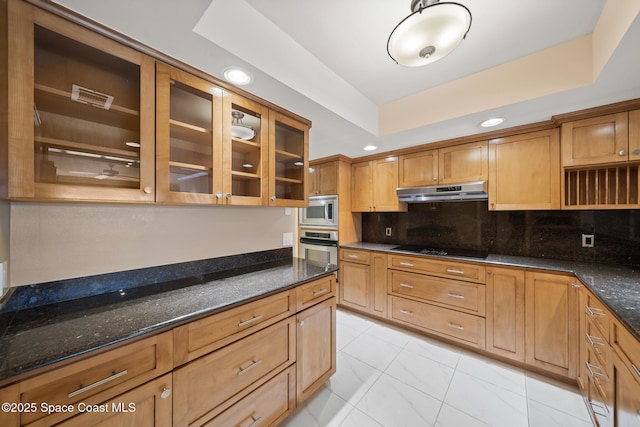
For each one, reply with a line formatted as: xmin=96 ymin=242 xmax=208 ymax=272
xmin=9 ymin=202 xmax=296 ymax=286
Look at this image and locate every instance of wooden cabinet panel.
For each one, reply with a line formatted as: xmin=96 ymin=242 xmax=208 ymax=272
xmin=173 ymin=290 xmax=295 ymax=366
xmin=58 ymin=374 xmax=173 ymax=427
xmin=173 ymin=318 xmax=296 ymax=426
xmin=489 ymin=129 xmax=560 ymax=210
xmin=351 ymin=158 xmax=407 ymax=212
xmin=630 ymin=110 xmax=640 ymax=162
xmin=388 ymin=254 xmax=485 ymax=283
xmin=438 ymin=141 xmax=488 ymax=184
xmin=525 ymin=271 xmax=578 ymax=379
xmin=309 ymin=161 xmax=337 ymax=196
xmin=610 ymin=318 xmax=640 ymax=381
xmin=613 ymin=352 xmax=640 ymax=427
xmin=13 ymin=332 xmax=172 ymax=426
xmin=399 ymin=150 xmax=438 ymax=187
xmin=339 ymin=261 xmax=369 ymax=311
xmin=561 ymin=113 xmax=629 ymax=167
xmin=340 ymin=248 xmax=370 ymax=264
xmin=485 ymin=267 xmax=525 ymax=362
xmin=389 ymin=270 xmax=485 ymax=316
xmin=296 ymin=297 xmax=336 ymax=403
xmin=296 ymin=275 xmax=336 ymax=312
xmin=203 ymin=366 xmax=296 ymax=427
xmin=389 ymin=296 xmax=485 ymax=348
xmin=371 ymin=253 xmax=388 ymax=318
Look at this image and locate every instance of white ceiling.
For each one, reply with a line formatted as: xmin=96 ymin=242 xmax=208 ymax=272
xmin=54 ymin=0 xmax=640 ymax=160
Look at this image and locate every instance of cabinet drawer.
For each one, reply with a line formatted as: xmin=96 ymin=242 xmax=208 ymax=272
xmin=18 ymin=332 xmax=173 ymax=426
xmin=340 ymin=249 xmax=370 ymax=264
xmin=203 ymin=365 xmax=296 ymax=427
xmin=296 ymin=275 xmax=336 ymax=311
xmin=388 ymin=255 xmax=485 ymax=283
xmin=174 ymin=290 xmax=295 ymax=365
xmin=584 ymin=291 xmax=610 ymax=342
xmin=585 ymin=316 xmax=609 ymax=370
xmin=389 ymin=270 xmax=485 ymax=316
xmin=389 ymin=296 xmax=485 ymax=349
xmin=173 ymin=317 xmax=296 ymax=426
xmin=611 ymin=319 xmax=640 ymax=383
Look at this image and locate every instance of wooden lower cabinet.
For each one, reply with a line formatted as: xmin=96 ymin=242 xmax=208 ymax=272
xmin=296 ymin=297 xmax=337 ymax=403
xmin=485 ymin=267 xmax=525 ymax=362
xmin=338 ymin=250 xmax=387 ymax=319
xmin=612 ymin=353 xmax=640 ymax=427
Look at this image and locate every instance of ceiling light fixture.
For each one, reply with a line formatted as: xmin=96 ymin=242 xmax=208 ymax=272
xmin=223 ymin=67 xmax=253 ymax=86
xmin=363 ymin=145 xmax=378 ymax=151
xmin=387 ymin=0 xmax=472 ymax=67
xmin=480 ymin=117 xmax=505 ymax=128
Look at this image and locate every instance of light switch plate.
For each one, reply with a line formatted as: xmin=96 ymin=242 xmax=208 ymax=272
xmin=284 ymin=208 xmax=292 ymax=216
xmin=282 ymin=232 xmax=293 ymax=247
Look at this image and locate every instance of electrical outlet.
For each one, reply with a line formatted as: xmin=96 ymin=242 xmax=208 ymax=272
xmin=582 ymin=234 xmax=594 ymax=248
xmin=385 ymin=227 xmax=392 ymax=237
xmin=282 ymin=232 xmax=293 ymax=247
xmin=284 ymin=208 xmax=291 ymax=216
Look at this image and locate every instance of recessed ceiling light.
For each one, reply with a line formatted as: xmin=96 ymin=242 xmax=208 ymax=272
xmin=363 ymin=145 xmax=377 ymax=151
xmin=480 ymin=117 xmax=505 ymax=128
xmin=223 ymin=67 xmax=253 ymax=86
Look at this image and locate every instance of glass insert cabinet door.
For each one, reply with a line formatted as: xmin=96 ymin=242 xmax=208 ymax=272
xmin=269 ymin=112 xmax=309 ymax=207
xmin=8 ymin=2 xmax=155 ymax=202
xmin=155 ymin=63 xmax=224 ymax=204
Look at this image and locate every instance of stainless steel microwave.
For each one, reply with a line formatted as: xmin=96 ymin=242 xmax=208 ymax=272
xmin=300 ymin=195 xmax=338 ymax=228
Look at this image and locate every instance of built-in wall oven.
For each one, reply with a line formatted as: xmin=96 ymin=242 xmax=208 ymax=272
xmin=299 ymin=229 xmax=338 ymax=265
xmin=299 ymin=195 xmax=338 ymax=228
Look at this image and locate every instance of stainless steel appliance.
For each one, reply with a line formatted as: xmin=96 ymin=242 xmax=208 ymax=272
xmin=300 ymin=195 xmax=338 ymax=228
xmin=299 ymin=229 xmax=338 ymax=265
xmin=396 ymin=181 xmax=488 ymax=203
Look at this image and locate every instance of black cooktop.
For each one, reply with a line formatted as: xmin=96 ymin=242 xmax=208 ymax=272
xmin=390 ymin=245 xmax=488 ymax=259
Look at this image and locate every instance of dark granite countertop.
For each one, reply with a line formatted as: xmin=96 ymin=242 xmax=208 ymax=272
xmin=0 ymin=258 xmax=337 ymax=385
xmin=342 ymin=242 xmax=640 ymax=342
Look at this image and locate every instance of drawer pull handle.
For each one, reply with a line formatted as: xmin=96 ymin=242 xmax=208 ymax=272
xmin=446 ymin=269 xmax=465 ymax=275
xmin=585 ymin=333 xmax=605 ymax=347
xmin=399 ymin=262 xmax=414 ymax=267
xmin=347 ymin=254 xmax=359 ymax=259
xmin=399 ymin=309 xmax=414 ymax=316
xmin=586 ymin=306 xmax=605 ymax=317
xmin=586 ymin=362 xmax=606 ymax=378
xmin=313 ymin=288 xmax=330 ymax=297
xmin=399 ymin=283 xmax=414 ymax=289
xmin=247 ymin=416 xmax=263 ymax=427
xmin=632 ymin=364 xmax=640 ymax=379
xmin=447 ymin=293 xmax=465 ymax=299
xmin=238 ymin=315 xmax=263 ymax=327
xmin=68 ymin=370 xmax=128 ymax=398
xmin=238 ymin=359 xmax=263 ymax=376
xmin=447 ymin=322 xmax=465 ymax=331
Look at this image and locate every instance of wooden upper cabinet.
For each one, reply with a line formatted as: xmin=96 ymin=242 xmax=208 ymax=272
xmin=5 ymin=1 xmax=155 ymax=202
xmin=438 ymin=141 xmax=488 ymax=184
xmin=308 ymin=161 xmax=337 ymax=197
xmin=399 ymin=150 xmax=438 ymax=187
xmin=352 ymin=157 xmax=407 ymax=212
xmin=156 ymin=63 xmax=224 ymax=204
xmin=488 ymin=129 xmax=560 ymax=210
xmin=630 ymin=109 xmax=640 ymax=162
xmin=398 ymin=141 xmax=488 ymax=187
xmin=269 ymin=111 xmax=309 ymax=207
xmin=561 ymin=112 xmax=637 ymax=167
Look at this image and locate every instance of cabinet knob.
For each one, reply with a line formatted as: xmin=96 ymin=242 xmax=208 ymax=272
xmin=633 ymin=148 xmax=640 ymax=155
xmin=433 ymin=177 xmax=437 ymax=181
xmin=619 ymin=150 xmax=627 ymax=156
xmin=216 ymin=192 xmax=222 ymax=199
xmin=143 ymin=186 xmax=153 ymax=194
xmin=271 ymin=195 xmax=277 ymax=202
xmin=226 ymin=193 xmax=232 ymax=199
xmin=160 ymin=388 xmax=171 ymax=399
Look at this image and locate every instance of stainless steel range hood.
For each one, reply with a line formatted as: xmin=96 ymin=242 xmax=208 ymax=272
xmin=396 ymin=181 xmax=488 ymax=203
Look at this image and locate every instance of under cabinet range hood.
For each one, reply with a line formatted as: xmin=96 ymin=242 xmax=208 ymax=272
xmin=396 ymin=181 xmax=488 ymax=203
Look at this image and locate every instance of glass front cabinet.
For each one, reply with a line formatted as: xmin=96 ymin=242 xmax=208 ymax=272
xmin=6 ymin=1 xmax=155 ymax=202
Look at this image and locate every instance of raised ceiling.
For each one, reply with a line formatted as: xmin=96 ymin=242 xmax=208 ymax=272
xmin=54 ymin=0 xmax=640 ymax=159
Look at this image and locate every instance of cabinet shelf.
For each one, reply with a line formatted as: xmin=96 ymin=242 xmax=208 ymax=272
xmin=169 ymin=119 xmax=211 ymax=134
xmin=275 ymin=149 xmax=302 ymax=160
xmin=35 ymin=136 xmax=139 ymax=160
xmin=275 ymin=176 xmax=303 ymax=184
xmin=564 ymin=163 xmax=639 ymax=208
xmin=231 ymin=171 xmax=260 ymax=181
xmin=232 ymin=138 xmax=261 ymax=153
xmin=169 ymin=161 xmax=209 ymax=172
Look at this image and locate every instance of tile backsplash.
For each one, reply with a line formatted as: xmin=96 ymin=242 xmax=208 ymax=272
xmin=362 ymin=202 xmax=640 ymax=267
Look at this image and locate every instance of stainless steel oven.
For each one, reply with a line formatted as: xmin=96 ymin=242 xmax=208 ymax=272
xmin=300 ymin=195 xmax=338 ymax=228
xmin=299 ymin=229 xmax=338 ymax=265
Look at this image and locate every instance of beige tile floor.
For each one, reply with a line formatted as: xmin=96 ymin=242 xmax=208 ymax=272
xmin=281 ymin=308 xmax=594 ymax=427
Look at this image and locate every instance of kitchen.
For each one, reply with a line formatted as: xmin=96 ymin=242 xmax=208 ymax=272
xmin=1 ymin=0 xmax=639 ymax=426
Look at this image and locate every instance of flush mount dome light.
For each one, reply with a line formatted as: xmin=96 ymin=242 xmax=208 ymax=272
xmin=388 ymin=0 xmax=472 ymax=67
xmin=223 ymin=67 xmax=253 ymax=86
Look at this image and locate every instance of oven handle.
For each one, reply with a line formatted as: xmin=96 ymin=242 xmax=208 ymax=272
xmin=300 ymin=238 xmax=338 ymax=247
